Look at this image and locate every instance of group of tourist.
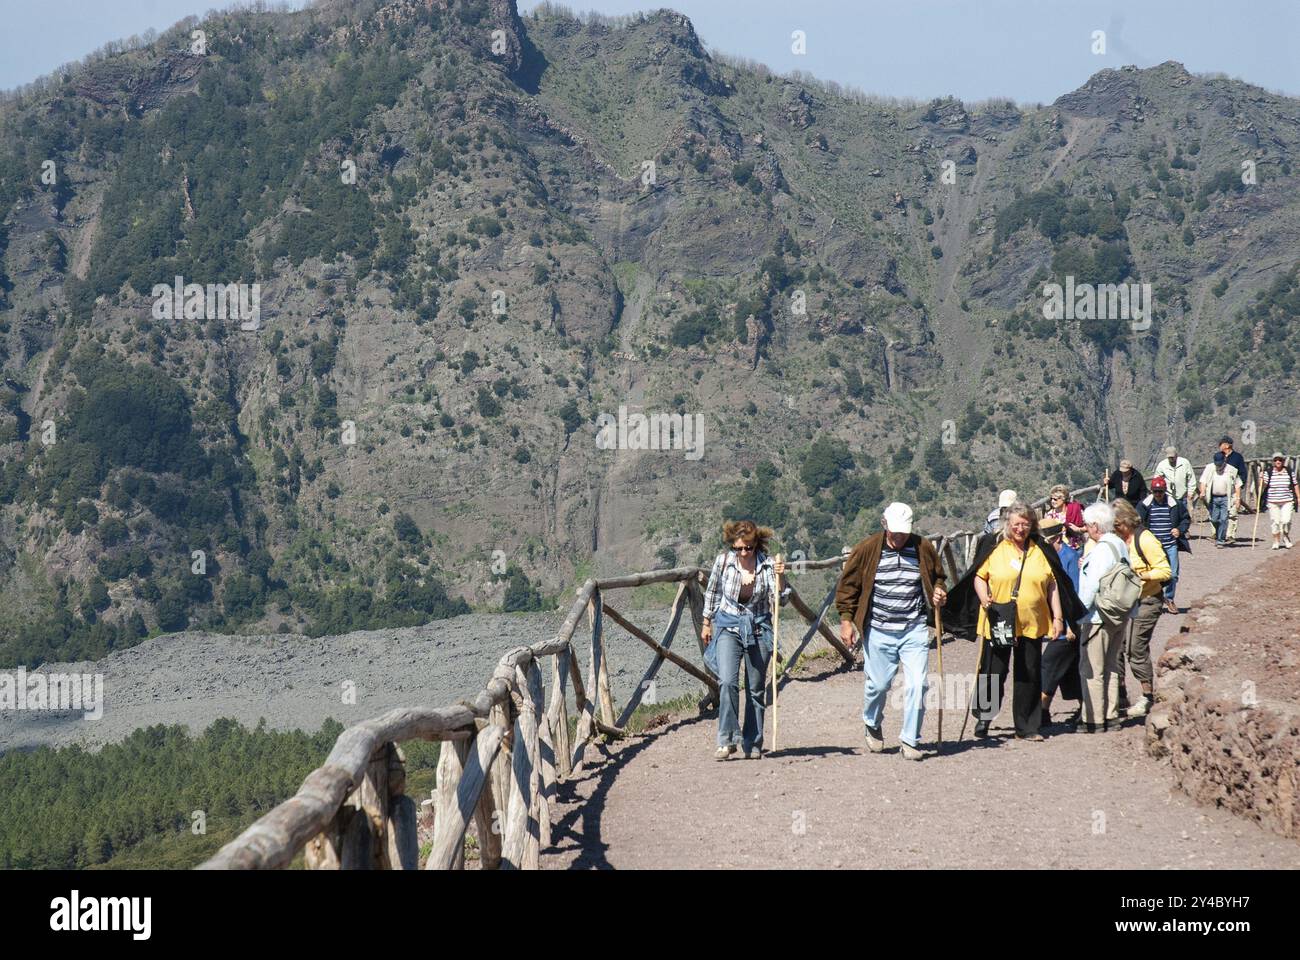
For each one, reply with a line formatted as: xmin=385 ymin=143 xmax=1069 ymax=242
xmin=699 ymin=443 xmax=1296 ymax=760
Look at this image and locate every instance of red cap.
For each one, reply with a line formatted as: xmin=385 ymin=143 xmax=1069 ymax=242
xmin=1151 ymin=476 xmax=1167 ymax=490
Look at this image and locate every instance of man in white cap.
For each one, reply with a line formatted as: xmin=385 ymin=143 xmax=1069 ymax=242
xmin=983 ymin=489 xmax=1018 ymax=535
xmin=1153 ymin=445 xmax=1195 ymax=510
xmin=835 ymin=502 xmax=948 ymax=760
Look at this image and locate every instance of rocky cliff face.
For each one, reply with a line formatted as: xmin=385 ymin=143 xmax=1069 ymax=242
xmin=1 ymin=0 xmax=1298 ymax=660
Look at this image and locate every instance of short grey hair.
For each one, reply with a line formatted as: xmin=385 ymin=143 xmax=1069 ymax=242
xmin=1082 ymin=502 xmax=1114 ymax=533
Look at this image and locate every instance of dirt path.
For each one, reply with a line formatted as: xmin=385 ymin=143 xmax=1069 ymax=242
xmin=543 ymin=535 xmax=1300 ymax=869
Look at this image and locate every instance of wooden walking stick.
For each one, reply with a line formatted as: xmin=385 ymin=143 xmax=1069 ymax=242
xmin=770 ymin=554 xmax=781 ymax=754
xmin=934 ymin=603 xmax=945 ymax=746
xmin=1252 ymin=466 xmax=1266 ymax=549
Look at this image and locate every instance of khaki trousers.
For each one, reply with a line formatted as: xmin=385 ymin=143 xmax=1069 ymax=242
xmin=1080 ymin=621 xmax=1125 ymax=724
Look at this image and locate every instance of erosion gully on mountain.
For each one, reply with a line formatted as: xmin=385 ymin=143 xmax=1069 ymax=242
xmin=543 ymin=537 xmax=1299 ymax=869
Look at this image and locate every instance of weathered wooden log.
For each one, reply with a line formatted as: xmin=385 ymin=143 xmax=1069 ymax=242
xmin=615 ymin=582 xmax=688 ymax=728
xmin=433 ymin=737 xmax=470 ymax=869
xmin=521 ymin=660 xmax=550 ymax=861
xmin=485 ymin=703 xmax=512 ymax=869
xmin=387 ymin=794 xmax=419 ymax=870
xmin=425 ymin=724 xmax=506 ymax=870
xmin=603 ymin=601 xmax=718 ymax=697
xmin=593 ymin=566 xmax=699 ymax=589
xmin=502 ymin=665 xmax=542 ymax=869
xmin=359 ymin=748 xmax=390 ymax=869
xmin=591 ymin=594 xmax=617 ymax=726
xmin=571 ymin=618 xmax=599 ymax=772
xmin=549 ymin=648 xmax=572 ymax=780
xmin=786 ymin=584 xmax=855 ymax=663
xmin=536 ymin=709 xmax=557 ymax=849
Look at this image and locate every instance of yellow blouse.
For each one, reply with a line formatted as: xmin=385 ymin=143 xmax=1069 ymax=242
xmin=975 ymin=539 xmax=1057 ymax=639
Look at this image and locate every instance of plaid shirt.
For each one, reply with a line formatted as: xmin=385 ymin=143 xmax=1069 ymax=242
xmin=702 ymin=550 xmax=783 ymax=620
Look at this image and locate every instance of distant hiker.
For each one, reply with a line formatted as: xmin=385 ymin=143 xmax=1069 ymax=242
xmin=1111 ymin=499 xmax=1170 ymax=719
xmin=947 ymin=503 xmax=1086 ymax=741
xmin=1218 ymin=437 xmax=1248 ymax=543
xmin=1038 ymin=518 xmax=1082 ymax=725
xmin=1199 ymin=452 xmax=1241 ymax=548
xmin=1260 ymin=452 xmax=1299 ymax=550
xmin=1102 ymin=459 xmax=1148 ymax=506
xmin=1076 ymin=502 xmax=1134 ymax=732
xmin=1138 ymin=476 xmax=1191 ymax=614
xmin=1153 ymin=446 xmax=1196 ymax=509
xmin=983 ymin=489 xmax=1018 ymax=535
xmin=835 ymin=502 xmax=947 ymax=761
xmin=1042 ymin=483 xmax=1086 ymax=550
xmin=701 ymin=521 xmax=787 ymax=760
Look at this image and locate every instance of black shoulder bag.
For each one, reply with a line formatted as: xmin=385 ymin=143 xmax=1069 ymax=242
xmin=985 ymin=542 xmax=1028 ymax=648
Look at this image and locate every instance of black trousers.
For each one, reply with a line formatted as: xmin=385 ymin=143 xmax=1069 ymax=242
xmin=972 ymin=637 xmax=1043 ymax=735
xmin=1041 ymin=636 xmax=1081 ymax=702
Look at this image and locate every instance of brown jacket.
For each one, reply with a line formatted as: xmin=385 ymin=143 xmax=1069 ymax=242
xmin=835 ymin=532 xmax=946 ymax=635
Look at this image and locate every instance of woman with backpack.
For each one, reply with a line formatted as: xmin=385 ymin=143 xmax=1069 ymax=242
xmin=699 ymin=520 xmax=787 ymax=760
xmin=1111 ymin=499 xmax=1171 ymax=719
xmin=1260 ymin=452 xmax=1300 ymax=550
xmin=1076 ymin=502 xmax=1139 ymax=732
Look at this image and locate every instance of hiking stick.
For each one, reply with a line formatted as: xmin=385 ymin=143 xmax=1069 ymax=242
xmin=959 ymin=634 xmax=986 ymax=742
xmin=1252 ymin=468 xmax=1265 ymax=549
xmin=771 ymin=555 xmax=780 ymax=754
xmin=934 ymin=603 xmax=945 ymax=746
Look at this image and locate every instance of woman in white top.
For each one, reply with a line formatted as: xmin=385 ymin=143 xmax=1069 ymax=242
xmin=1076 ymin=502 xmax=1129 ymax=732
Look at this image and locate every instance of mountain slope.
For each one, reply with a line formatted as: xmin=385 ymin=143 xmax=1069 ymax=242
xmin=1 ymin=0 xmax=1297 ymax=664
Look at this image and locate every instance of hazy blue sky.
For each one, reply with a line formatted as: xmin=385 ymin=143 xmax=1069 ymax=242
xmin=3 ymin=0 xmax=1297 ymax=103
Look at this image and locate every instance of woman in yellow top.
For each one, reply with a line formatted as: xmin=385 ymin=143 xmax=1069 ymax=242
xmin=1111 ymin=499 xmax=1171 ymax=719
xmin=971 ymin=503 xmax=1064 ymax=740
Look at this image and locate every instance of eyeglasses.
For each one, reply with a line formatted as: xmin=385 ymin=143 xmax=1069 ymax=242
xmin=1051 ymin=495 xmax=1064 ymax=502
xmin=735 ymin=545 xmax=755 ymax=554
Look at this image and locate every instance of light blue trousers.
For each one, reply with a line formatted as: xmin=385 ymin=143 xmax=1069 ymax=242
xmin=862 ymin=619 xmax=930 ymax=748
xmin=714 ymin=624 xmax=772 ymax=750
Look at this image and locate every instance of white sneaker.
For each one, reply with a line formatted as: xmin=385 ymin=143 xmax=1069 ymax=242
xmin=715 ymin=744 xmax=737 ymax=760
xmin=1272 ymin=543 xmax=1281 ymax=550
xmin=1285 ymin=538 xmax=1294 ymax=549
xmin=864 ymin=723 xmax=884 ymax=753
xmin=899 ymin=742 xmax=926 ymax=761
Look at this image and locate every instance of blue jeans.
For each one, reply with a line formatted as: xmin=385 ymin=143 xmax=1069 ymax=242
xmin=714 ymin=621 xmax=772 ymax=750
xmin=1209 ymin=495 xmax=1230 ymax=543
xmin=862 ymin=619 xmax=930 ymax=748
xmin=1162 ymin=541 xmax=1179 ymax=600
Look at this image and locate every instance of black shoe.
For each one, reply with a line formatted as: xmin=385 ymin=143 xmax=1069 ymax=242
xmin=973 ymin=720 xmax=990 ymax=738
xmin=1085 ymin=722 xmax=1097 ymax=734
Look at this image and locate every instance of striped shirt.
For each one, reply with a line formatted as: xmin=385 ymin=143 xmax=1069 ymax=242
xmin=869 ymin=544 xmax=925 ymax=631
xmin=1266 ymin=469 xmax=1295 ymax=505
xmin=702 ymin=550 xmax=778 ymax=621
xmin=1145 ymin=499 xmax=1175 ymax=547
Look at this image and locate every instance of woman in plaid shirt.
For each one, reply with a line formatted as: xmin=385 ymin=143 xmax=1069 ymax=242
xmin=700 ymin=520 xmax=788 ymax=760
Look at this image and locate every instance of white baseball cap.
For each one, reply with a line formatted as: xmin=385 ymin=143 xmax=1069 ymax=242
xmin=883 ymin=502 xmax=913 ymax=534
xmin=997 ymin=489 xmax=1018 ymax=509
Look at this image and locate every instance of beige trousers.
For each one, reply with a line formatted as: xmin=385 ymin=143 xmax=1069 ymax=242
xmin=1080 ymin=621 xmax=1125 ymax=724
xmin=1269 ymin=502 xmax=1294 ymax=537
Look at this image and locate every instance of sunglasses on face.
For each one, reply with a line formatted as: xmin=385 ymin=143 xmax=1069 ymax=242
xmin=1051 ymin=495 xmax=1064 ymax=502
xmin=735 ymin=544 xmax=755 ymax=553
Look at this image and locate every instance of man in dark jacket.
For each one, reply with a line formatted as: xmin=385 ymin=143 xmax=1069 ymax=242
xmin=836 ymin=502 xmax=947 ymax=760
xmin=1138 ymin=476 xmax=1191 ymax=613
xmin=1219 ymin=437 xmax=1248 ymax=543
xmin=1102 ymin=459 xmax=1149 ymax=506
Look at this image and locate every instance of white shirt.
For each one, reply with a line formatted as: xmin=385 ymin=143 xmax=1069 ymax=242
xmin=1154 ymin=457 xmax=1195 ymax=500
xmin=1199 ymin=463 xmax=1240 ymax=498
xmin=1078 ymin=533 xmax=1128 ymax=625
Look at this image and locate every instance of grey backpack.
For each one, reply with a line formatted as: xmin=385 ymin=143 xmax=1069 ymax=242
xmin=1095 ymin=540 xmax=1141 ymax=627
